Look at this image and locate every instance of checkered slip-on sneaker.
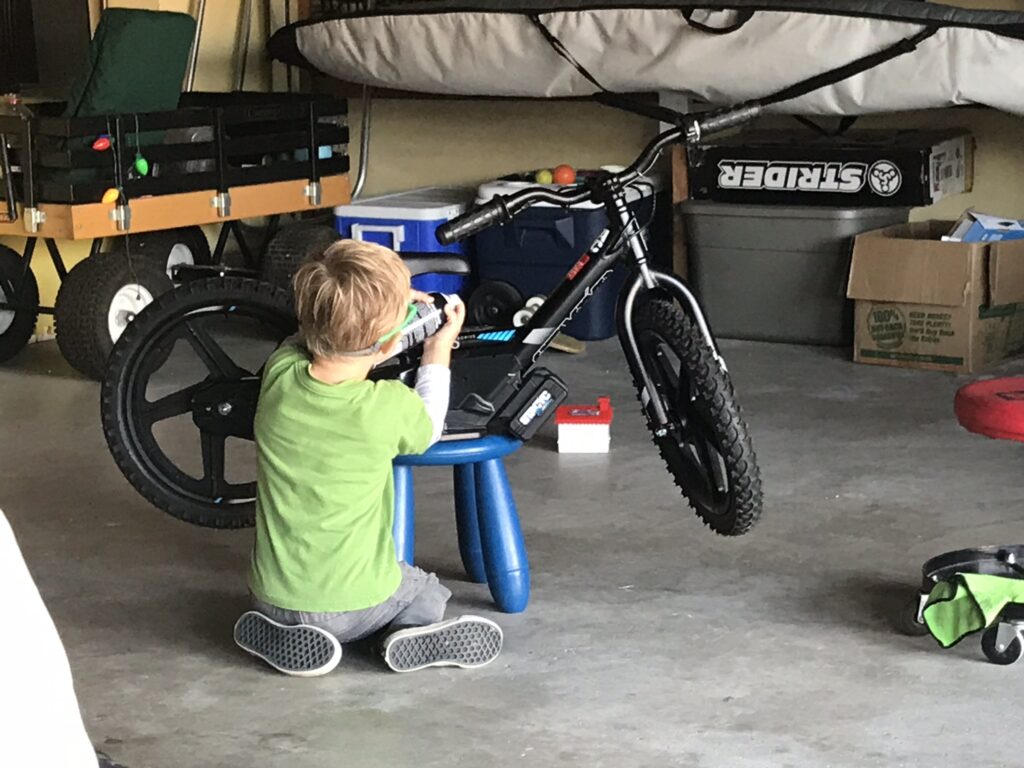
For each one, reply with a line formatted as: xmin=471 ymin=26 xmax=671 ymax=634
xmin=233 ymin=610 xmax=341 ymax=677
xmin=383 ymin=616 xmax=503 ymax=673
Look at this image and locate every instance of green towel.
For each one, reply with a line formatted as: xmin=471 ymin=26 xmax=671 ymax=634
xmin=923 ymin=573 xmax=1024 ymax=647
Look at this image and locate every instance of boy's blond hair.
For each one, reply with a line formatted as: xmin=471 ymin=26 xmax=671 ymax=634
xmin=292 ymin=239 xmax=411 ymax=358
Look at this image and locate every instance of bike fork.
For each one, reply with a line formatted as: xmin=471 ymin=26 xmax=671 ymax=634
xmin=611 ymin=199 xmax=725 ymax=431
xmin=610 ymin=195 xmax=721 ymax=363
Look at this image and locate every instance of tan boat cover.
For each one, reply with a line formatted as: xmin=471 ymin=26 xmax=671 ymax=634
xmin=270 ymin=1 xmax=1024 ymax=114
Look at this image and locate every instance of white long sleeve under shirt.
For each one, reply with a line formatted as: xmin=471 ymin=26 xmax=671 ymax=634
xmin=413 ymin=364 xmax=451 ymax=445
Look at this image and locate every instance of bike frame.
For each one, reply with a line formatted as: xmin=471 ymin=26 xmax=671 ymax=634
xmin=386 ymin=124 xmax=725 ymax=437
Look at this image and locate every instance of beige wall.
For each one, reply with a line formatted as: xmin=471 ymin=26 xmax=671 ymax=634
xmin=853 ymin=109 xmax=1024 ymax=223
xmin=348 ymin=98 xmax=656 ymax=198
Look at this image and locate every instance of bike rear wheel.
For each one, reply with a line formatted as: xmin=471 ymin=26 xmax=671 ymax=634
xmin=631 ymin=296 xmax=762 ymax=536
xmin=101 ymin=277 xmax=296 ymax=528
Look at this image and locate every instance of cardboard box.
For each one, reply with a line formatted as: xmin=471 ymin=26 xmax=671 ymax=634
xmin=688 ymin=130 xmax=973 ymax=208
xmin=847 ymin=221 xmax=1024 ymax=373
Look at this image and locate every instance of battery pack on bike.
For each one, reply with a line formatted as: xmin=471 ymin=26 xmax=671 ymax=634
xmin=499 ymin=369 xmax=568 ymax=440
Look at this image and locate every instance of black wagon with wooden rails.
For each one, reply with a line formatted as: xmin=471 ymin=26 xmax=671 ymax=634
xmin=0 ymin=91 xmax=351 ymax=378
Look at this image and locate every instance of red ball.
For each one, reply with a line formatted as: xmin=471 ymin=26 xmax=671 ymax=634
xmin=552 ymin=164 xmax=577 ymax=185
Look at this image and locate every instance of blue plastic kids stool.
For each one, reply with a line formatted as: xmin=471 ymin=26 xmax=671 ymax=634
xmin=393 ymin=435 xmax=529 ymax=613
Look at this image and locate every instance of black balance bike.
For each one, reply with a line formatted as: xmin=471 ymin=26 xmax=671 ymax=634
xmin=101 ymin=107 xmax=764 ymax=536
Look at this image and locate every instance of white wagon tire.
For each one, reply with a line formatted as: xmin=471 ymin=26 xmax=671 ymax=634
xmin=55 ymin=251 xmax=171 ymax=380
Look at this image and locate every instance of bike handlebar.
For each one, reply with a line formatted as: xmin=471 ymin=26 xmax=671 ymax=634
xmin=691 ymin=104 xmax=763 ymax=142
xmin=436 ymin=198 xmax=509 ymax=245
xmin=436 ymin=103 xmax=763 ymax=246
xmin=436 ymin=185 xmax=594 ymax=245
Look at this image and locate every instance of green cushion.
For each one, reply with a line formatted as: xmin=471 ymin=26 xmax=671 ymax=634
xmin=66 ymin=9 xmax=196 ymax=118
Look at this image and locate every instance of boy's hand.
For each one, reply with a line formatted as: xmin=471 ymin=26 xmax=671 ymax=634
xmin=431 ymin=300 xmax=465 ymax=348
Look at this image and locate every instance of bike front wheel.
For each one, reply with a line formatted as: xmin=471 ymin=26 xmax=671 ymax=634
xmin=631 ymin=296 xmax=763 ymax=536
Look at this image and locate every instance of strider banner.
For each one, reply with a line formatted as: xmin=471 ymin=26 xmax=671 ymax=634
xmin=688 ymin=130 xmax=972 ymax=207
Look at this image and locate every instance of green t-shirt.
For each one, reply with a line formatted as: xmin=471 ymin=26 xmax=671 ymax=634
xmin=249 ymin=344 xmax=433 ymax=613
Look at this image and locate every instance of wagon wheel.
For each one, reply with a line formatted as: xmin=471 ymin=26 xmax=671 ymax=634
xmin=259 ymin=223 xmax=341 ymax=293
xmin=55 ymin=250 xmax=171 ymax=380
xmin=120 ymin=227 xmax=213 ymax=280
xmin=0 ymin=244 xmax=39 ymax=363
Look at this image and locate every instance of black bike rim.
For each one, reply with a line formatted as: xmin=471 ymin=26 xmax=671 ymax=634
xmin=637 ymin=328 xmax=733 ymax=518
xmin=121 ymin=300 xmax=294 ymax=510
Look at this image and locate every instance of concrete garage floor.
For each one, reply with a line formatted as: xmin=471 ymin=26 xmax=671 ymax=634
xmin=3 ymin=338 xmax=1024 ymax=768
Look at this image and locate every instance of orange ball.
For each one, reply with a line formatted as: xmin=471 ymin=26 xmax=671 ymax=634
xmin=552 ymin=164 xmax=577 ymax=185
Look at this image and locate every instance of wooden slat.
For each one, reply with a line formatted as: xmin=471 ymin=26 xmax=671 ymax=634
xmin=0 ymin=174 xmax=350 ymax=240
xmin=670 ymin=144 xmax=689 ymax=279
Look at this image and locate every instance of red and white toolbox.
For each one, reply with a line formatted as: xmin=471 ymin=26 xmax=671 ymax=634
xmin=555 ymin=397 xmax=613 ymax=454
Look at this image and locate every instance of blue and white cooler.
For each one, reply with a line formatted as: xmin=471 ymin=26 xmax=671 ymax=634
xmin=334 ymin=186 xmax=477 ymax=295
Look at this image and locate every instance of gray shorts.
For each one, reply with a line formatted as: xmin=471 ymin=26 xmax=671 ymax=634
xmin=251 ymin=563 xmax=452 ymax=644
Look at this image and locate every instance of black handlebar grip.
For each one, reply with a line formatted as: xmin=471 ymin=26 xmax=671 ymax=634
xmin=436 ymin=198 xmax=510 ymax=246
xmin=694 ymin=104 xmax=763 ymax=139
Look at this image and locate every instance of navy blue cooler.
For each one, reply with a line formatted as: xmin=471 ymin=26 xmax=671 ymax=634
xmin=334 ymin=187 xmax=476 ymax=295
xmin=471 ymin=178 xmax=660 ymax=340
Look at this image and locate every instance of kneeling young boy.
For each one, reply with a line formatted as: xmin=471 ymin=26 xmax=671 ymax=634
xmin=233 ymin=239 xmax=502 ymax=676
